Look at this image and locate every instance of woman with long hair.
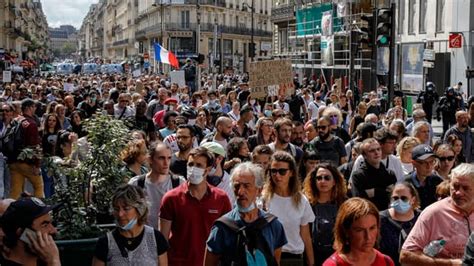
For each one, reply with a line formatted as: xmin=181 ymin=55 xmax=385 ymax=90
xmin=446 ymin=134 xmax=465 ymax=165
xmin=349 ymin=102 xmax=368 ymax=136
xmin=70 ymin=110 xmax=87 ymax=138
xmin=303 ymin=163 xmax=347 ymax=265
xmin=40 ymin=113 xmax=62 ymax=157
xmin=248 ymin=117 xmax=275 ymax=152
xmin=120 ymin=139 xmax=149 ymax=180
xmin=379 ymin=182 xmax=421 ymax=266
xmin=323 ymin=198 xmax=395 ymax=266
xmin=262 ymin=151 xmax=315 ymax=266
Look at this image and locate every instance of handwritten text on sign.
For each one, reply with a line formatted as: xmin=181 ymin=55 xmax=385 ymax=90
xmin=249 ymin=60 xmax=295 ymax=99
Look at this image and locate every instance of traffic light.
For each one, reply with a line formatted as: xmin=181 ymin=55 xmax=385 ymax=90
xmin=376 ymin=8 xmax=393 ymax=46
xmin=249 ymin=43 xmax=256 ymax=58
xmin=360 ymin=11 xmax=376 ymax=47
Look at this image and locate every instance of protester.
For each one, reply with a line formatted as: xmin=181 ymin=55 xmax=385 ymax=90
xmin=92 ymin=184 xmax=168 ymax=265
xmin=303 ymin=162 xmax=347 ymax=265
xmin=400 ymin=163 xmax=474 ymax=265
xmin=323 ymin=197 xmax=395 ymax=266
xmin=204 ymin=162 xmax=287 ymax=266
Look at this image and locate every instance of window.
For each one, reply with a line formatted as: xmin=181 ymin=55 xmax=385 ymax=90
xmin=408 ymin=0 xmax=416 ymax=34
xmin=419 ymin=0 xmax=427 ymax=33
xmin=180 ymin=10 xmax=190 ymax=29
xmin=398 ymin=0 xmax=405 ymax=34
xmin=436 ymin=0 xmax=445 ymax=32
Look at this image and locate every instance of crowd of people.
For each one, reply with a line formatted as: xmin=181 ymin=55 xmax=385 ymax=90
xmin=0 ymin=70 xmax=473 ymax=266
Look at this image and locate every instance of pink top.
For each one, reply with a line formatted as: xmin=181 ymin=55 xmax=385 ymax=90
xmin=322 ymin=250 xmax=395 ymax=266
xmin=402 ymin=197 xmax=474 ymax=259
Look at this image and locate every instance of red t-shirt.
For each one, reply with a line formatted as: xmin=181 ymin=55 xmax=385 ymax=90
xmin=160 ymin=182 xmax=232 ymax=266
xmin=323 ymin=250 xmax=395 ymax=266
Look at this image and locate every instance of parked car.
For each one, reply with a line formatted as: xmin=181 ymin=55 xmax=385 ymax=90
xmin=57 ymin=63 xmax=74 ymax=75
xmin=82 ymin=63 xmax=99 ymax=74
xmin=100 ymin=64 xmax=123 ymax=74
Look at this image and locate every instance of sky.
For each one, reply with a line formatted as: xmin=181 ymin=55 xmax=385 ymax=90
xmin=42 ymin=0 xmax=99 ymax=29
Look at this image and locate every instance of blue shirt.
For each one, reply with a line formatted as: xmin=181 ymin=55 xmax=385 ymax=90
xmin=206 ymin=208 xmax=287 ymax=256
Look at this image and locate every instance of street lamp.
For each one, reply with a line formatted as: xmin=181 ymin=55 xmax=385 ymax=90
xmin=242 ymin=0 xmax=255 ymax=61
xmin=151 ymin=0 xmax=165 ymax=46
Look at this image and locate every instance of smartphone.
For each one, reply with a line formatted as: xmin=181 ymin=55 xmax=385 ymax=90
xmin=19 ymin=228 xmax=36 ymax=246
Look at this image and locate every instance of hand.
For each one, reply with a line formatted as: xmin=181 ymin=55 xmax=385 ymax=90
xmin=28 ymin=232 xmax=60 ymax=266
xmin=450 ymin=259 xmax=463 ymax=266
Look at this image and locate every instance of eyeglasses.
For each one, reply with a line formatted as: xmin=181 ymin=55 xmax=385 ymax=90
xmin=316 ymin=175 xmax=332 ymax=181
xmin=317 ymin=125 xmax=328 ymax=130
xmin=270 ymin=168 xmax=289 ymax=176
xmin=391 ymin=196 xmax=409 ymax=202
xmin=438 ymin=156 xmax=455 ymax=162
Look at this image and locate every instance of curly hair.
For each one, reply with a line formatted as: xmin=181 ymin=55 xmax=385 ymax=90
xmin=120 ymin=139 xmax=147 ymax=165
xmin=111 ymin=184 xmax=149 ymax=225
xmin=262 ymin=151 xmax=302 ymax=208
xmin=227 ymin=137 xmax=248 ymax=160
xmin=303 ymin=162 xmax=347 ymax=206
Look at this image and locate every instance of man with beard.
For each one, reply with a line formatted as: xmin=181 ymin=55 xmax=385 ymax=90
xmin=444 ymin=111 xmax=473 ymax=163
xmin=201 ymin=117 xmax=233 ymax=150
xmin=268 ymin=118 xmax=303 ymax=163
xmin=129 ymin=142 xmax=185 ymax=229
xmin=400 ymin=163 xmax=474 ymax=265
xmin=127 ymin=99 xmax=156 ymax=142
xmin=304 ymin=116 xmax=347 ymax=167
xmin=0 ymin=197 xmax=61 ymax=265
xmin=291 ymin=121 xmax=305 ymax=148
xmin=170 ymin=125 xmax=195 ymax=177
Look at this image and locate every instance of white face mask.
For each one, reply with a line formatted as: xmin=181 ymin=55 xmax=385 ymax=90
xmin=249 ymin=99 xmax=256 ymax=105
xmin=187 ymin=166 xmax=205 ymax=184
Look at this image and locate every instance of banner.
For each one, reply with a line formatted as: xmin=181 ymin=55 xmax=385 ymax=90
xmin=321 ymin=36 xmax=334 ymax=67
xmin=321 ymin=11 xmax=333 ymax=36
xmin=170 ymin=70 xmax=186 ymax=88
xmin=249 ymin=60 xmax=294 ymax=99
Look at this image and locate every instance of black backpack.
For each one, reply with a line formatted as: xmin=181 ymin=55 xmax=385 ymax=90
xmin=136 ymin=173 xmax=180 ymax=189
xmin=1 ymin=118 xmax=26 ymax=162
xmin=215 ymin=213 xmax=278 ymax=266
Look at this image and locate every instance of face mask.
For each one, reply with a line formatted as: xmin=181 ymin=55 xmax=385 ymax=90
xmin=390 ymin=199 xmax=411 ymax=214
xmin=264 ymin=110 xmax=272 ymax=117
xmin=316 ymin=96 xmax=321 ymax=101
xmin=207 ymin=174 xmax=222 ymax=187
xmin=330 ymin=116 xmax=338 ymax=125
xmin=187 ymin=166 xmax=205 ymax=184
xmin=182 ymin=100 xmax=189 ymax=105
xmin=91 ymin=96 xmax=97 ymax=102
xmin=249 ymin=99 xmax=256 ymax=105
xmin=209 ymin=99 xmax=216 ymax=104
xmin=188 ymin=119 xmax=196 ymax=126
xmin=167 ymin=105 xmax=174 ymax=111
xmin=117 ymin=217 xmax=137 ymax=231
xmin=236 ymin=201 xmax=256 ymax=213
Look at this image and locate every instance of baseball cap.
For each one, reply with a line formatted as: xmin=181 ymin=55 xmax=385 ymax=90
xmin=201 ymin=142 xmax=226 ymax=157
xmin=412 ymin=144 xmax=435 ymax=161
xmin=0 ymin=197 xmax=60 ymax=230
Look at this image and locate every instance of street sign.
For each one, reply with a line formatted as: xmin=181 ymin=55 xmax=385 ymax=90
xmin=423 ymin=61 xmax=434 ymax=68
xmin=423 ymin=49 xmax=435 ymax=61
xmin=449 ymin=33 xmax=463 ymax=48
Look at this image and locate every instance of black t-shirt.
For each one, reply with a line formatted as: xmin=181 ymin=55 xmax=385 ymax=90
xmin=127 ymin=115 xmax=155 ymax=135
xmin=94 ymin=227 xmax=169 ymax=262
xmin=288 ymin=95 xmax=305 ymax=122
xmin=170 ymin=153 xmax=187 ymax=177
xmin=404 ymin=173 xmax=443 ymax=210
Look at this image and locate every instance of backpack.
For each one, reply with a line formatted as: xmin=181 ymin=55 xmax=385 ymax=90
xmin=1 ymin=118 xmax=26 ymax=162
xmin=216 ymin=213 xmax=278 ymax=266
xmin=136 ymin=173 xmax=180 ymax=189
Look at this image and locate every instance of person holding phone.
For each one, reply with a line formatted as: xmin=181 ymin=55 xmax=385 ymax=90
xmin=0 ymin=196 xmax=61 ymax=266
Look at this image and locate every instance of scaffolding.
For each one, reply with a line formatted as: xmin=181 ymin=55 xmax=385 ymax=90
xmin=274 ymin=0 xmax=380 ymax=91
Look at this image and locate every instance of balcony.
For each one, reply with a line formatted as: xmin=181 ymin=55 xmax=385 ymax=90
xmin=113 ymin=38 xmax=129 ymax=47
xmin=271 ymin=3 xmax=295 ymax=23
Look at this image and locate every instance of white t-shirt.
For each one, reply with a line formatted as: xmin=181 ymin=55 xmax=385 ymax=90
xmin=128 ymin=175 xmax=185 ymax=229
xmin=216 ymin=171 xmax=235 ymax=203
xmin=308 ymin=101 xmax=325 ymax=120
xmin=266 ymin=193 xmax=315 ymax=254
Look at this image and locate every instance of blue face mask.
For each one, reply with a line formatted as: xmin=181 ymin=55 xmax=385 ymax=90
xmin=117 ymin=217 xmax=137 ymax=231
xmin=236 ymin=202 xmax=256 ymax=213
xmin=390 ymin=199 xmax=411 ymax=214
xmin=264 ymin=110 xmax=272 ymax=117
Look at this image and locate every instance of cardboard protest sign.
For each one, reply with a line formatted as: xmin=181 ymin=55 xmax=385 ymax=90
xmin=249 ymin=60 xmax=294 ymax=99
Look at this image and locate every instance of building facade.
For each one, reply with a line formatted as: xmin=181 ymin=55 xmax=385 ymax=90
xmin=0 ymin=0 xmax=49 ymax=68
xmin=49 ymin=25 xmax=78 ymax=59
xmin=79 ymin=0 xmax=273 ymax=72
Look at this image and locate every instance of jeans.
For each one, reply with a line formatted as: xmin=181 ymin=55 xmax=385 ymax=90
xmin=9 ymin=162 xmax=44 ymax=199
xmin=0 ymin=154 xmax=10 ymax=198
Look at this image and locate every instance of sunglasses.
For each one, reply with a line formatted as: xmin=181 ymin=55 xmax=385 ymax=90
xmin=438 ymin=156 xmax=455 ymax=162
xmin=317 ymin=125 xmax=328 ymax=130
xmin=391 ymin=196 xmax=409 ymax=202
xmin=316 ymin=175 xmax=332 ymax=181
xmin=270 ymin=168 xmax=289 ymax=176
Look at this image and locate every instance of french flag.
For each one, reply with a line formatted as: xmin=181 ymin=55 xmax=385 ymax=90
xmin=154 ymin=43 xmax=179 ymax=69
